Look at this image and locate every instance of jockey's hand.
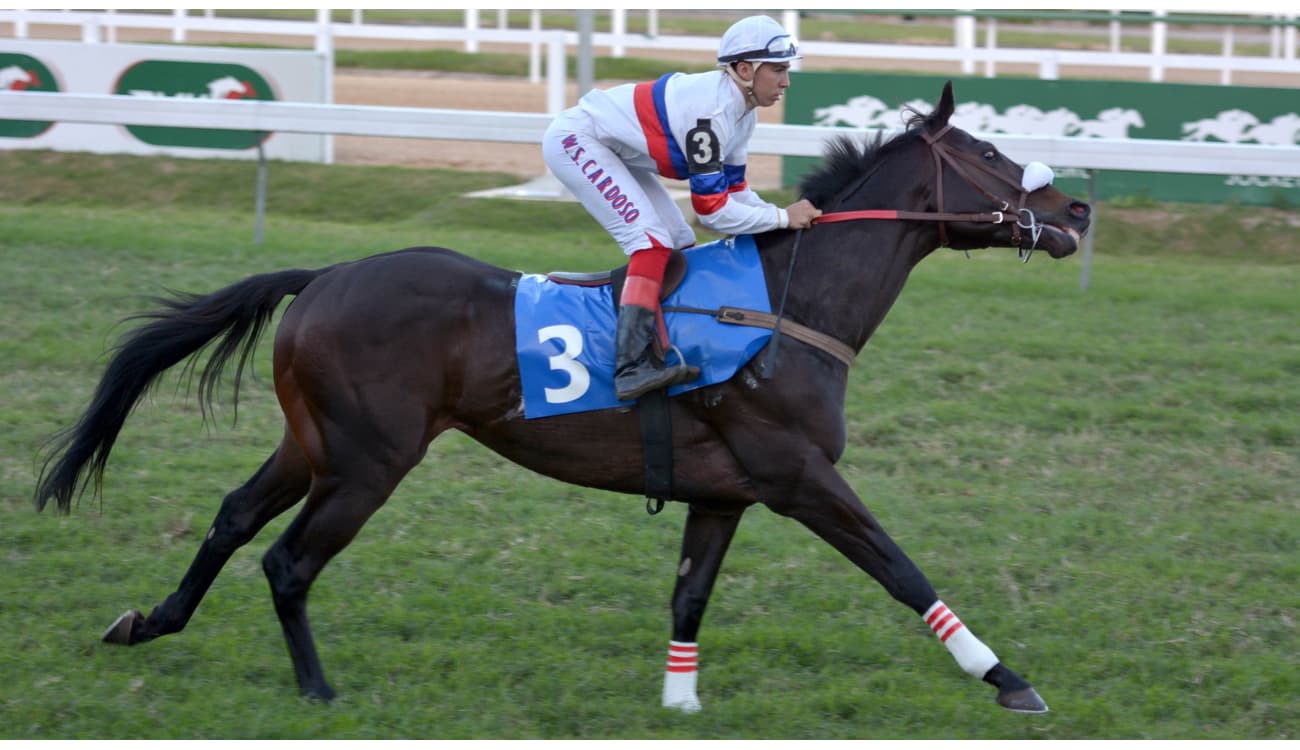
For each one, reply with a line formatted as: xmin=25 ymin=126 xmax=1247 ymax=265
xmin=784 ymin=199 xmax=822 ymax=229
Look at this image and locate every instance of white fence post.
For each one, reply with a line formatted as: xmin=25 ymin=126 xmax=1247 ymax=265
xmin=172 ymin=8 xmax=185 ymax=44
xmin=13 ymin=8 xmax=27 ymax=37
xmin=1109 ymin=9 xmax=1121 ymax=53
xmin=546 ymin=36 xmax=566 ymax=115
xmin=1039 ymin=53 xmax=1059 ymax=80
xmin=465 ymin=9 xmax=478 ymax=53
xmin=497 ymin=9 xmax=507 ymax=31
xmin=1269 ymin=14 xmax=1281 ymax=58
xmin=647 ymin=10 xmax=658 ymax=38
xmin=528 ymin=10 xmax=541 ymax=85
xmin=81 ymin=16 xmax=100 ymax=44
xmin=984 ymin=18 xmax=997 ymax=78
xmin=1150 ymin=9 xmax=1166 ymax=82
xmin=612 ymin=9 xmax=625 ymax=58
xmin=955 ymin=11 xmax=976 ymax=75
xmin=316 ymin=9 xmax=335 ymax=164
xmin=1285 ymin=14 xmax=1297 ymax=61
xmin=1222 ymin=26 xmax=1234 ymax=85
xmin=783 ymin=10 xmax=801 ymax=72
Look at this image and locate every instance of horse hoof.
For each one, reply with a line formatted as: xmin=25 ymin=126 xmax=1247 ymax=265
xmin=664 ymin=697 xmax=702 ymax=714
xmin=101 ymin=609 xmax=143 ymax=645
xmin=997 ymin=686 xmax=1049 ymax=714
xmin=301 ymin=683 xmax=337 ymax=702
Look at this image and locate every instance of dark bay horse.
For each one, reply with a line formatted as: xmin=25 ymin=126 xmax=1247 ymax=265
xmin=36 ymin=82 xmax=1090 ymax=714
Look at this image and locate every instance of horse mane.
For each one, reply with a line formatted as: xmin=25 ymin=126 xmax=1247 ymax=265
xmin=797 ymin=103 xmax=937 ymax=208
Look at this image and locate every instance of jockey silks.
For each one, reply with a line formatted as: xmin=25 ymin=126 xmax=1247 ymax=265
xmin=542 ymin=69 xmax=786 ymax=255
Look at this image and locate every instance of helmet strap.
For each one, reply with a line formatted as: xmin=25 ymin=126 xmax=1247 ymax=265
xmin=725 ymin=62 xmax=762 ymax=109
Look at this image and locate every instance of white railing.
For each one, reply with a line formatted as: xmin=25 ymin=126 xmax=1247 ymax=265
xmin=4 ymin=9 xmax=1299 ymax=86
xmin=0 ymin=9 xmax=570 ymax=113
xmin=5 ymin=91 xmax=1297 ymax=177
xmin=5 ymin=89 xmax=1296 ymax=288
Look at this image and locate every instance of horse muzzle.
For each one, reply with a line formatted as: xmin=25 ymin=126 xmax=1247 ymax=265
xmin=1017 ymin=199 xmax=1091 ymax=260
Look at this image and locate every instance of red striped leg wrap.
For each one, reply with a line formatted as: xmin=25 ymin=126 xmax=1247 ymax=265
xmin=923 ymin=601 xmax=999 ymax=679
xmin=666 ymin=641 xmax=698 ymax=673
xmin=924 ymin=601 xmax=965 ymax=642
xmin=662 ymin=641 xmax=702 ymax=712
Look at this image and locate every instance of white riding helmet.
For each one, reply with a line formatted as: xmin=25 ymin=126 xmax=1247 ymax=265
xmin=717 ymin=15 xmax=801 ymax=65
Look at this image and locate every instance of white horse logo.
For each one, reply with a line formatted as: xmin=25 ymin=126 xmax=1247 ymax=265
xmin=1181 ymin=109 xmax=1259 ymax=143
xmin=0 ymin=65 xmax=39 ymax=90
xmin=812 ymin=96 xmax=1156 ymax=141
xmin=812 ymin=95 xmax=891 ymax=128
xmin=1242 ymin=113 xmax=1300 ymax=146
xmin=982 ymin=104 xmax=1082 ymax=136
xmin=1074 ymin=108 xmax=1145 ymax=138
xmin=207 ymin=76 xmax=254 ymax=99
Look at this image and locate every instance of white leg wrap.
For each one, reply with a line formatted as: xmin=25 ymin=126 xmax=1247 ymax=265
xmin=923 ymin=601 xmax=999 ymax=679
xmin=661 ymin=641 xmax=702 ymax=713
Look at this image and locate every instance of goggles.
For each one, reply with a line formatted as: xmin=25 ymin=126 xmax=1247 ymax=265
xmin=718 ymin=34 xmax=800 ymax=64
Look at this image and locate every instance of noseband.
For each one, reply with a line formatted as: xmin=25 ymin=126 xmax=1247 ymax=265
xmin=814 ymin=124 xmax=1045 ymax=262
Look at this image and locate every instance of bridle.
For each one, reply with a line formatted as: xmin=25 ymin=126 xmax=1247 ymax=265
xmin=812 ymin=123 xmax=1048 ymax=263
xmin=761 ymin=122 xmax=1055 ymax=376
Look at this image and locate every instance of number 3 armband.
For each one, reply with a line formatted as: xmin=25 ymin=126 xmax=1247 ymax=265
xmin=686 ymin=119 xmax=722 ymax=175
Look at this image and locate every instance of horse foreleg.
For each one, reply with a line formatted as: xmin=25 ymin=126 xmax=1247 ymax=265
xmin=766 ymin=457 xmax=1048 ymax=714
xmin=662 ymin=504 xmax=744 ymax=713
xmin=102 ymin=435 xmax=310 ymax=646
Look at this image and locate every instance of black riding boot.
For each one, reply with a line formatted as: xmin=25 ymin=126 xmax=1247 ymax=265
xmin=614 ymin=304 xmax=699 ymax=401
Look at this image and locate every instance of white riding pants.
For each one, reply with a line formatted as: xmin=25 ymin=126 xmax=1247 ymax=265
xmin=542 ymin=109 xmax=696 ymax=256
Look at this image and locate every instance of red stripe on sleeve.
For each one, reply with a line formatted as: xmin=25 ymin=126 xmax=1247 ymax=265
xmin=691 ymin=191 xmax=730 ymax=216
xmin=634 ymin=81 xmax=676 ymax=178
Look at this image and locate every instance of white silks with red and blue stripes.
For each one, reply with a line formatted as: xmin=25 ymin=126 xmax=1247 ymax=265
xmin=923 ymin=600 xmax=1000 ymax=679
xmin=662 ymin=640 xmax=702 ymax=713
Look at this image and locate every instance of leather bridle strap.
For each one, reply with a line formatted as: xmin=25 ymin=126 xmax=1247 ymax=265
xmin=810 ymin=124 xmax=1031 ymax=248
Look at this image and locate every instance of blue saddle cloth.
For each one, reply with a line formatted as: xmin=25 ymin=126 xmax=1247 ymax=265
xmin=514 ymin=234 xmax=772 ymax=419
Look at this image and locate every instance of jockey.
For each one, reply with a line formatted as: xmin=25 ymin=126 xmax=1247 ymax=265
xmin=542 ymin=14 xmax=822 ymax=402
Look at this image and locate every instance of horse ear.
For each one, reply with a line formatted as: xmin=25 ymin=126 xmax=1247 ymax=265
xmin=934 ymin=81 xmax=955 ymax=127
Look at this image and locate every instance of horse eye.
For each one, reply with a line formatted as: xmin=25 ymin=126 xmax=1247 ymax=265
xmin=982 ymin=149 xmax=997 ymax=161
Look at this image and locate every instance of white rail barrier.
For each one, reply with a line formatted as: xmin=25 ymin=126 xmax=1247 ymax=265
xmin=4 ymin=91 xmax=1297 ymax=177
xmin=5 ymin=90 xmax=1295 ymax=287
xmin=4 ymin=10 xmax=1300 ymax=86
xmin=0 ymin=10 xmax=570 ymax=114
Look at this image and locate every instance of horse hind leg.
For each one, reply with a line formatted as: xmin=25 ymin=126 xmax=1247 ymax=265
xmin=259 ymin=459 xmax=414 ymax=701
xmin=102 ymin=432 xmax=311 ymax=646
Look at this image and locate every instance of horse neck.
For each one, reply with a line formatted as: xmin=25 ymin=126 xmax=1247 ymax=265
xmin=760 ymin=186 xmax=938 ymax=355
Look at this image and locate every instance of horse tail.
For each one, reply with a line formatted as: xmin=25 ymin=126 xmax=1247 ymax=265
xmin=35 ymin=267 xmax=330 ymax=513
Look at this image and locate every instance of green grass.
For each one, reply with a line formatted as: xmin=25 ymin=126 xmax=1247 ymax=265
xmin=0 ymin=151 xmax=1296 ymax=739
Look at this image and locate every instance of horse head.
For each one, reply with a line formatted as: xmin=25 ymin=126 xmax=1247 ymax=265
xmin=913 ymin=82 xmax=1091 ymax=259
xmin=801 ymin=82 xmax=1091 ymax=262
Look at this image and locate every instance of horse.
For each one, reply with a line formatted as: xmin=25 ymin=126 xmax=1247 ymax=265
xmin=35 ymin=82 xmax=1090 ymax=715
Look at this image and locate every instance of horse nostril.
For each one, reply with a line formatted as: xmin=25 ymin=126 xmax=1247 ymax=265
xmin=1069 ymin=201 xmax=1091 ymax=219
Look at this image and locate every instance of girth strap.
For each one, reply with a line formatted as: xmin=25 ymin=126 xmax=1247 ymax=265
xmin=662 ymin=305 xmax=856 ymax=368
xmin=637 ymin=388 xmax=672 ymax=514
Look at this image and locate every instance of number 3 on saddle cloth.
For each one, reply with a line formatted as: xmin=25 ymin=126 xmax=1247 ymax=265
xmin=514 ymin=234 xmax=773 ymax=419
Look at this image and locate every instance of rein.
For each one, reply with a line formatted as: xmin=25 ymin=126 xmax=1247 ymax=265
xmin=812 ymin=124 xmax=1046 ymax=263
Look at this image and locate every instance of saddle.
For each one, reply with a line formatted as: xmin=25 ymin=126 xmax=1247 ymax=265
xmin=547 ymin=249 xmax=688 ymax=306
xmin=545 ymin=250 xmax=688 ymax=514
